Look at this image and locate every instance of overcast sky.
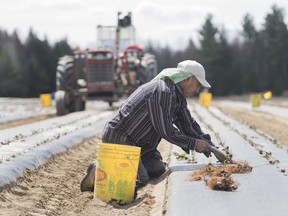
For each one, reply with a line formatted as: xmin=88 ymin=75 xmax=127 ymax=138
xmin=0 ymin=0 xmax=287 ymax=50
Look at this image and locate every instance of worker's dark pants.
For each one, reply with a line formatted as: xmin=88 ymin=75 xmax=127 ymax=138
xmin=138 ymin=150 xmax=166 ymax=186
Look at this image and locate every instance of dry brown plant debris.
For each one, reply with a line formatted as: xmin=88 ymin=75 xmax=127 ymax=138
xmin=191 ymin=160 xmax=253 ymax=191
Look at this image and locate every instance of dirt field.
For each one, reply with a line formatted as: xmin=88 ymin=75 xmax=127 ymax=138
xmin=1 ymin=97 xmax=287 ymax=216
xmin=0 ymin=114 xmax=56 ymax=130
xmin=0 ymin=134 xmax=171 ymax=216
xmin=214 ymin=101 xmax=288 ymax=146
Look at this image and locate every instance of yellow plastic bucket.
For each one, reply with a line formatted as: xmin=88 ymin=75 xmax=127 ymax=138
xmin=250 ymin=94 xmax=261 ymax=108
xmin=94 ymin=143 xmax=141 ymax=204
xmin=263 ymin=91 xmax=272 ymax=100
xmin=199 ymin=92 xmax=212 ymax=107
xmin=39 ymin=94 xmax=51 ymax=107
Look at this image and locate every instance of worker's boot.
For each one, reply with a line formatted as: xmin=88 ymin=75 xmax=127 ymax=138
xmin=80 ymin=163 xmax=96 ymax=192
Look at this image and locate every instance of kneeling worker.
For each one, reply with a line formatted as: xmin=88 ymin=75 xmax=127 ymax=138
xmin=81 ymin=60 xmax=214 ymax=192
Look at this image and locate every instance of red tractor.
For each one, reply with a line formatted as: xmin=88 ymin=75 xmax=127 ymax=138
xmin=55 ymin=12 xmax=157 ymax=116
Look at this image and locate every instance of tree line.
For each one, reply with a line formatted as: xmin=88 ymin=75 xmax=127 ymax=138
xmin=0 ymin=4 xmax=287 ymax=97
xmin=0 ymin=29 xmax=73 ymax=97
xmin=146 ymin=5 xmax=288 ymax=96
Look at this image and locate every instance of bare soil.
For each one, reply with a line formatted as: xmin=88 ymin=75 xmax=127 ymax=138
xmin=0 ymin=114 xmax=56 ymax=130
xmin=214 ymin=102 xmax=288 ymax=145
xmin=2 ymin=98 xmax=286 ymax=215
xmin=0 ymin=135 xmax=171 ymax=216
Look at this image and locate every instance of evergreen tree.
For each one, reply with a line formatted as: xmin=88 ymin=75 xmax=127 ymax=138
xmin=24 ymin=30 xmax=47 ymax=96
xmin=183 ymin=39 xmax=199 ymax=62
xmin=53 ymin=39 xmax=73 ymax=57
xmin=24 ymin=29 xmax=54 ymax=96
xmin=0 ymin=30 xmax=22 ymax=96
xmin=198 ymin=14 xmax=218 ymax=91
xmin=0 ymin=47 xmax=21 ymax=96
xmin=198 ymin=14 xmax=232 ymax=95
xmin=242 ymin=14 xmax=257 ymax=41
xmin=240 ymin=13 xmax=264 ymax=92
xmin=262 ymin=5 xmax=288 ymax=95
xmin=217 ymin=27 xmax=235 ymax=95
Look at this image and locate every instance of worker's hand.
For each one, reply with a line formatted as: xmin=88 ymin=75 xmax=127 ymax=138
xmin=194 ymin=139 xmax=212 ymax=158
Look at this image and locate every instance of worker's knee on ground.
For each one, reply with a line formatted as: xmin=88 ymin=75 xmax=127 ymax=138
xmin=144 ymin=159 xmax=166 ymax=178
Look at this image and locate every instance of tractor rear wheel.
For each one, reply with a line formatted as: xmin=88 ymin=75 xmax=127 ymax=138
xmin=56 ymin=55 xmax=77 ymax=91
xmin=55 ymin=55 xmax=78 ymax=116
xmin=138 ymin=53 xmax=157 ymax=84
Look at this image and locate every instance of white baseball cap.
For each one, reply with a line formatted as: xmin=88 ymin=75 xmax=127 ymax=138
xmin=177 ymin=60 xmax=211 ymax=88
